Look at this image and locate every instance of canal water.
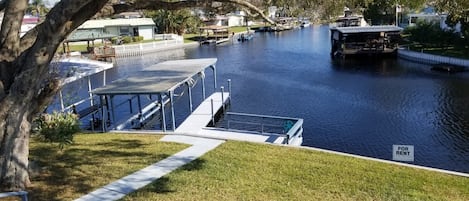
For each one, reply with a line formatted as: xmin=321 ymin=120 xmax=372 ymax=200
xmin=72 ymin=25 xmax=469 ymax=173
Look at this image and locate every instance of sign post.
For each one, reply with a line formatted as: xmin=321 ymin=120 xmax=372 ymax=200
xmin=392 ymin=145 xmax=414 ymax=162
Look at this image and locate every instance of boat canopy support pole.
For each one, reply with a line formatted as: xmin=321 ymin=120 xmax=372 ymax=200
xmin=187 ymin=82 xmax=193 ymax=112
xmin=88 ymin=76 xmax=94 ymax=106
xmin=227 ymin=79 xmax=231 ymax=102
xmin=159 ymin=93 xmax=166 ymax=132
xmin=202 ymin=76 xmax=206 ymax=99
xmin=137 ymin=95 xmax=142 ymax=117
xmin=100 ymin=95 xmax=106 ymax=132
xmin=110 ymin=95 xmax=115 ymax=125
xmin=210 ymin=65 xmax=217 ymax=90
xmin=59 ymin=90 xmax=65 ymax=111
xmin=221 ymin=86 xmax=225 ymax=112
xmin=169 ymin=90 xmax=176 ymax=130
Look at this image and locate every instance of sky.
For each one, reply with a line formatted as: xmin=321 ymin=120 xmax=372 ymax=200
xmin=43 ymin=0 xmax=59 ymax=8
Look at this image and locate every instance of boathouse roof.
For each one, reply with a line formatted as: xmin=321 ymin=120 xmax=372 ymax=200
xmin=91 ymin=58 xmax=217 ymax=95
xmin=331 ymin=25 xmax=403 ymax=34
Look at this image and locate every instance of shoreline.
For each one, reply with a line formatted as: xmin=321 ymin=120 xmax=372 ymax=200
xmin=398 ymin=48 xmax=469 ymax=67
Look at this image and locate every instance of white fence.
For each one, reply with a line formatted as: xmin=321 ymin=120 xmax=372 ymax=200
xmin=113 ymin=34 xmax=184 ymax=58
xmin=398 ymin=49 xmax=469 ymax=67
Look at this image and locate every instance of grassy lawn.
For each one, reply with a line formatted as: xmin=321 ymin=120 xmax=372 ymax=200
xmin=28 ymin=133 xmax=189 ymax=201
xmin=406 ymin=45 xmax=469 ymax=60
xmin=124 ymin=141 xmax=469 ymax=201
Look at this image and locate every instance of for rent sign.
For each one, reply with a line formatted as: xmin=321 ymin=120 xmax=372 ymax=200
xmin=392 ymin=145 xmax=414 ymax=162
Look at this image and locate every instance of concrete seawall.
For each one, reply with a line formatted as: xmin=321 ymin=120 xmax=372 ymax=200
xmin=398 ymin=49 xmax=469 ymax=67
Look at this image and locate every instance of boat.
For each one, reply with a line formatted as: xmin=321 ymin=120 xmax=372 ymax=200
xmin=300 ymin=20 xmax=311 ymax=28
xmin=47 ymin=56 xmax=114 ymax=130
xmin=238 ymin=32 xmax=254 ymax=42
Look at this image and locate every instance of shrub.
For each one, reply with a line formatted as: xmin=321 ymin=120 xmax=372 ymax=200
xmin=110 ymin=37 xmax=118 ymax=44
xmin=133 ymin=36 xmax=144 ymax=42
xmin=122 ymin=36 xmax=133 ymax=43
xmin=34 ymin=112 xmax=80 ymax=149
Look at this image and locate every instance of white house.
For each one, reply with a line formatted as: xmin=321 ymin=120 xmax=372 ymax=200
xmin=227 ymin=11 xmax=247 ymax=27
xmin=407 ymin=13 xmax=461 ymax=32
xmin=77 ymin=18 xmax=156 ymax=40
xmin=268 ymin=6 xmax=277 ymax=19
xmin=209 ymin=11 xmax=250 ymax=27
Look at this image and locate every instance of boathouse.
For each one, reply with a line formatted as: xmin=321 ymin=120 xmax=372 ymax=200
xmin=330 ymin=25 xmax=403 ymax=57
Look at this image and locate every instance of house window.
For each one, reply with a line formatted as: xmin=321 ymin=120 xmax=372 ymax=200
xmin=120 ymin=27 xmax=130 ymax=36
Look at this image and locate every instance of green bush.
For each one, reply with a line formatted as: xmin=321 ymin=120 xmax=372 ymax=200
xmin=403 ymin=20 xmax=460 ymax=48
xmin=122 ymin=36 xmax=133 ymax=43
xmin=110 ymin=37 xmax=118 ymax=44
xmin=133 ymin=36 xmax=144 ymax=42
xmin=35 ymin=112 xmax=80 ymax=149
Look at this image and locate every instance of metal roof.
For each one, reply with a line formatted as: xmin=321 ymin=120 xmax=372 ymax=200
xmin=65 ymin=30 xmax=118 ymax=42
xmin=91 ymin=58 xmax=217 ymax=95
xmin=78 ymin=18 xmax=155 ymax=29
xmin=331 ymin=25 xmax=403 ymax=34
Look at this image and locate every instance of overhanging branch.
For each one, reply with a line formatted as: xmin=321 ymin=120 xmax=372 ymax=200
xmin=112 ymin=0 xmax=275 ymax=24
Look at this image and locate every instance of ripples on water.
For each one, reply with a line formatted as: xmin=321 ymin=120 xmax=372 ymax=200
xmin=54 ymin=26 xmax=469 ymax=173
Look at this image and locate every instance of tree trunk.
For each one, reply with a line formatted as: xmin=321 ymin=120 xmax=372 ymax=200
xmin=0 ymin=96 xmax=32 ymax=191
xmin=0 ymin=0 xmax=272 ymax=191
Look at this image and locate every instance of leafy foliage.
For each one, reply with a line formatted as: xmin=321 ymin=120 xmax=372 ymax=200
xmin=34 ymin=112 xmax=80 ymax=149
xmin=145 ymin=9 xmax=203 ymax=34
xmin=403 ymin=20 xmax=461 ymax=49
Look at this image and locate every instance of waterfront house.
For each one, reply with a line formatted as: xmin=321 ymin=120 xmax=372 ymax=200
xmin=208 ymin=11 xmax=250 ymax=27
xmin=76 ymin=18 xmax=156 ymax=40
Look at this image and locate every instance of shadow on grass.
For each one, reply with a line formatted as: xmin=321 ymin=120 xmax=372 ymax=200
xmin=179 ymin=158 xmax=206 ymax=171
xmin=125 ymin=158 xmax=207 ymax=197
xmin=28 ymin=141 xmax=156 ymax=200
xmin=94 ymin=139 xmax=146 ymax=149
xmin=142 ymin=177 xmax=175 ymax=194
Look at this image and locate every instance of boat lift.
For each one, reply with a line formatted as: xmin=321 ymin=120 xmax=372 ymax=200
xmin=91 ymin=58 xmax=219 ymax=132
xmin=90 ymin=58 xmax=303 ymax=145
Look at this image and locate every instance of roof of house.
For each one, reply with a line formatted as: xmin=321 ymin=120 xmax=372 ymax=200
xmin=65 ymin=30 xmax=118 ymax=42
xmin=78 ymin=18 xmax=155 ymax=29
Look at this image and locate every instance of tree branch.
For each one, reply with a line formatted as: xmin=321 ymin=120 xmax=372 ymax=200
xmin=112 ymin=0 xmax=275 ymax=24
xmin=0 ymin=0 xmax=28 ymax=60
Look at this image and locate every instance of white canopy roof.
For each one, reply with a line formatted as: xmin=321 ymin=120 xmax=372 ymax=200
xmin=91 ymin=58 xmax=217 ymax=95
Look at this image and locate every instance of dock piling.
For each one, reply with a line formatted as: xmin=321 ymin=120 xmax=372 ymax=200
xmin=221 ymin=86 xmax=225 ymax=112
xmin=211 ymin=99 xmax=214 ymax=126
xmin=227 ymin=79 xmax=232 ymax=102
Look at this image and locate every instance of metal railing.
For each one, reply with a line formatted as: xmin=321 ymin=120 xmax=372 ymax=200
xmin=213 ymin=112 xmax=303 ymax=144
xmin=113 ymin=34 xmax=184 ymax=58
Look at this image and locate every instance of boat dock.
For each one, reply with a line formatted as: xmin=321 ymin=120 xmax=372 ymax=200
xmin=330 ymin=25 xmax=403 ymax=57
xmin=90 ymin=58 xmax=303 ymax=146
xmin=175 ymin=92 xmax=230 ymax=133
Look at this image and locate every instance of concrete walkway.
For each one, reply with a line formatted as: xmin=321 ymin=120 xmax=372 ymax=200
xmin=75 ymin=135 xmax=224 ymax=201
